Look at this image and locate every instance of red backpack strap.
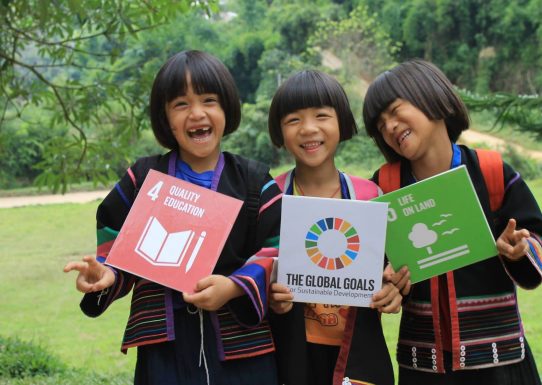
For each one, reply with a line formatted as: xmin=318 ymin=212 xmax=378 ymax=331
xmin=377 ymin=162 xmax=401 ymax=193
xmin=346 ymin=174 xmax=380 ymax=200
xmin=475 ymin=148 xmax=504 ymax=212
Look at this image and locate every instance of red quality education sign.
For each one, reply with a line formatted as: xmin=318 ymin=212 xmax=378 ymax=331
xmin=106 ymin=169 xmax=243 ymax=293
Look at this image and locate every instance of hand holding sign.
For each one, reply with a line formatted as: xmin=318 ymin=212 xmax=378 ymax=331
xmin=183 ymin=275 xmax=244 ymax=311
xmin=373 ymin=166 xmax=497 ymax=283
xmin=105 ymin=170 xmax=243 ymax=293
xmin=269 ymin=283 xmax=294 ymax=314
xmin=277 ymin=195 xmax=388 ymax=307
xmin=370 ymin=282 xmax=401 ymax=313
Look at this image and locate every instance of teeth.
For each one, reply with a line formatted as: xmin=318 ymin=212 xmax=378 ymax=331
xmin=188 ymin=127 xmax=211 ymax=138
xmin=188 ymin=127 xmax=211 ymax=134
xmin=301 ymin=141 xmax=322 ymax=150
xmin=397 ymin=130 xmax=411 ymax=145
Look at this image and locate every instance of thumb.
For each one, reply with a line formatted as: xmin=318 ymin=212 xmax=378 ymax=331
xmin=83 ymin=255 xmax=100 ymax=267
xmin=195 ymin=275 xmax=215 ymax=292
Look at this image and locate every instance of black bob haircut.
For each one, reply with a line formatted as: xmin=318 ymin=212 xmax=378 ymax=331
xmin=363 ymin=59 xmax=470 ymax=162
xmin=150 ymin=50 xmax=241 ymax=151
xmin=268 ymin=70 xmax=357 ymax=147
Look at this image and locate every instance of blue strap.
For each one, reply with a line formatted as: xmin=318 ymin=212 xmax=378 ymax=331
xmin=451 ymin=143 xmax=462 ymax=168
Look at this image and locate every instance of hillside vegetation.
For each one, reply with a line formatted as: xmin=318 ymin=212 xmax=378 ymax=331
xmin=1 ymin=0 xmax=541 ymax=191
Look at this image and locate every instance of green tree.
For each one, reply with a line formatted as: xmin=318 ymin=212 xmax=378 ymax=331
xmin=0 ymin=0 xmax=216 ymax=192
xmin=461 ymin=90 xmax=542 ymax=136
xmin=369 ymin=0 xmax=542 ymax=93
xmin=310 ymin=4 xmax=400 ymax=81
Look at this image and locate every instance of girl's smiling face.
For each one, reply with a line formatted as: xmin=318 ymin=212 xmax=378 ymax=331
xmin=377 ymin=98 xmax=447 ymax=162
xmin=281 ymin=106 xmax=340 ymax=169
xmin=166 ymin=76 xmax=225 ymax=172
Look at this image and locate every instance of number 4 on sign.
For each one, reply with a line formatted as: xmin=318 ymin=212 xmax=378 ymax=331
xmin=147 ymin=181 xmax=164 ymax=201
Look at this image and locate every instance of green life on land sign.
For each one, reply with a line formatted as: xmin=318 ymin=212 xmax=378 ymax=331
xmin=373 ymin=166 xmax=497 ymax=283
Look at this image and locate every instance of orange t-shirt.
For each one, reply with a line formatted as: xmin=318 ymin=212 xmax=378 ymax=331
xmin=304 ymin=303 xmax=349 ymax=345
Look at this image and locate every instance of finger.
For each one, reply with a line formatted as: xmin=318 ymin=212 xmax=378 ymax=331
xmin=371 ymin=285 xmax=389 ymax=304
xmin=509 ymin=241 xmax=529 ymax=259
xmin=374 ymin=283 xmax=394 ymax=299
xmin=271 ymin=293 xmax=294 ymax=302
xmin=194 ymin=275 xmax=215 ymax=291
xmin=380 ymin=294 xmax=402 ymax=314
xmin=402 ymin=280 xmax=412 ymax=296
xmin=395 ymin=273 xmax=410 ymax=292
xmin=75 ymin=274 xmax=94 ymax=293
xmin=383 ymin=263 xmax=395 ymax=281
xmin=392 ymin=266 xmax=408 ymax=285
xmin=504 ymin=218 xmax=517 ymax=236
xmin=513 ymin=229 xmax=530 ymax=243
xmin=271 ymin=283 xmax=291 ymax=294
xmin=183 ymin=291 xmax=204 ymax=304
xmin=63 ymin=261 xmax=87 ymax=273
xmin=83 ymin=255 xmax=100 ymax=267
xmin=91 ymin=273 xmax=115 ymax=291
xmin=371 ymin=285 xmax=397 ymax=308
xmin=497 ymin=241 xmax=515 ymax=257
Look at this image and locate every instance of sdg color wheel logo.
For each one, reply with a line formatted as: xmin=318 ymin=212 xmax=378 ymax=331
xmin=305 ymin=217 xmax=360 ymax=270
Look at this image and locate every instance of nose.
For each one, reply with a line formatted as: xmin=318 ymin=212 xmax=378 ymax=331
xmin=189 ymin=102 xmax=205 ymax=120
xmin=381 ymin=117 xmax=398 ymax=134
xmin=299 ymin=118 xmax=319 ymax=135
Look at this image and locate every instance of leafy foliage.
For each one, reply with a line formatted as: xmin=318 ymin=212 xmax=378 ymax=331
xmin=461 ymin=90 xmax=542 ymax=136
xmin=0 ymin=0 xmax=217 ymax=191
xmin=309 ymin=4 xmax=401 ymax=80
xmin=366 ymin=0 xmax=542 ymax=93
xmin=1 ymin=0 xmax=542 ymax=190
xmin=0 ymin=336 xmax=66 ymax=378
xmin=0 ymin=335 xmax=132 ymax=384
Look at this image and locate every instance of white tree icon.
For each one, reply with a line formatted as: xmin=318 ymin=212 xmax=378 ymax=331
xmin=408 ymin=223 xmax=438 ymax=254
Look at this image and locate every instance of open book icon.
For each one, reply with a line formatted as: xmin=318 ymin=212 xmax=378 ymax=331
xmin=135 ymin=216 xmax=201 ymax=267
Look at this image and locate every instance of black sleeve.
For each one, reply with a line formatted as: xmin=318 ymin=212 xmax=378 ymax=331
xmin=498 ymin=162 xmax=542 ymax=289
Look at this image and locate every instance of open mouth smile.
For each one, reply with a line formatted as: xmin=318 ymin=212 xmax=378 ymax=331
xmin=396 ymin=129 xmax=411 ymax=146
xmin=188 ymin=127 xmax=212 ymax=142
xmin=301 ymin=141 xmax=323 ymax=152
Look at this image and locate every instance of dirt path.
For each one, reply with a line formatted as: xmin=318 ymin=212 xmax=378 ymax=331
xmin=459 ymin=130 xmax=542 ymax=160
xmin=0 ymin=190 xmax=109 ymax=209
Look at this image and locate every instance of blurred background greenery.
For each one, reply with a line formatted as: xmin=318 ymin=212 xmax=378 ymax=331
xmin=1 ymin=0 xmax=542 ymax=192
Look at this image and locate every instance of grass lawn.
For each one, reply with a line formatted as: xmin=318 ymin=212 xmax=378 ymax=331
xmin=1 ymin=175 xmax=541 ymax=382
xmin=0 ymin=202 xmax=136 ymax=377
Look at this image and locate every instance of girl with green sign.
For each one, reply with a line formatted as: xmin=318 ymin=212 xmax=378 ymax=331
xmin=364 ymin=59 xmax=542 ymax=385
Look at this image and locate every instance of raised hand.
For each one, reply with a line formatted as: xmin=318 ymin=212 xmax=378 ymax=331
xmin=63 ymin=255 xmax=115 ymax=293
xmin=269 ymin=283 xmax=294 ymax=314
xmin=182 ymin=275 xmax=244 ymax=311
xmin=497 ymin=218 xmax=530 ymax=261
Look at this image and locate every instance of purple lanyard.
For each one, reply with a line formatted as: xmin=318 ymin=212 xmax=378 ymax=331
xmin=168 ymin=152 xmax=225 ymax=191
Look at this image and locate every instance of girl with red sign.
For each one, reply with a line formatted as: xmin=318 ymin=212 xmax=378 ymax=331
xmin=363 ymin=59 xmax=542 ymax=385
xmin=64 ymin=50 xmax=282 ymax=385
xmin=267 ymin=69 xmax=408 ymax=385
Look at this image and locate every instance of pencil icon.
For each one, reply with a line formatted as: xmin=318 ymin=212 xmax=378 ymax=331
xmin=185 ymin=231 xmax=206 ymax=272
